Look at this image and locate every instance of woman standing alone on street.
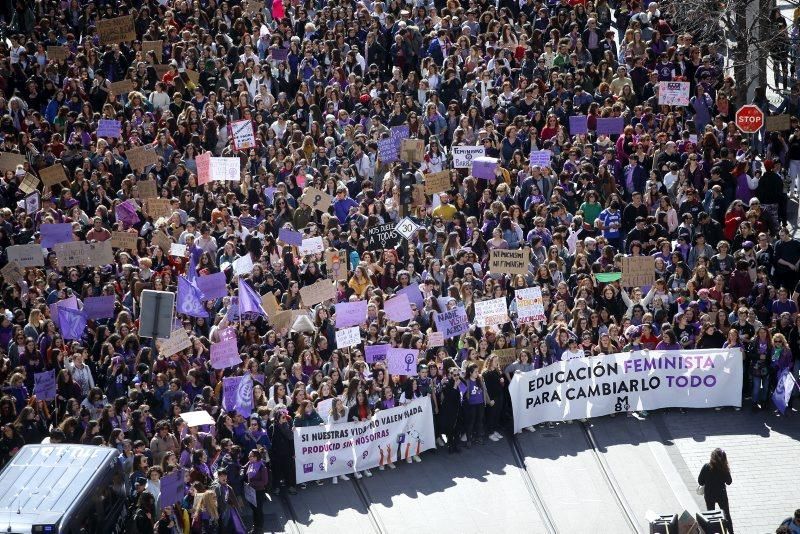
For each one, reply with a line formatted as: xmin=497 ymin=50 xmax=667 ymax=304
xmin=698 ymin=448 xmax=734 ymax=533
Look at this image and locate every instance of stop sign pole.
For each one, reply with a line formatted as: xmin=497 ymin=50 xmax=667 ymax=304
xmin=735 ymin=104 xmax=765 ymax=134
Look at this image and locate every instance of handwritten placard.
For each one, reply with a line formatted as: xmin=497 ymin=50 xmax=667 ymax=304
xmin=0 ymin=261 xmax=24 ymax=285
xmin=111 ymin=231 xmax=138 ymax=250
xmin=298 ymin=236 xmax=324 ymax=256
xmin=86 ymin=241 xmax=115 ymax=266
xmin=47 ymin=46 xmax=68 ymax=62
xmin=325 ymin=249 xmax=348 ymax=281
xmin=621 ymin=256 xmax=654 ymax=287
xmin=97 ymin=15 xmax=137 ymax=44
xmin=335 ymin=326 xmax=362 ymax=349
xmin=260 ymin=291 xmax=280 ymax=316
xmin=142 ymin=40 xmax=163 ymax=62
xmin=39 ymin=164 xmax=69 ymax=188
xmin=8 ymin=244 xmax=43 ymax=267
xmin=145 ymin=198 xmax=173 ymax=219
xmin=97 ymin=119 xmax=122 ymax=138
xmin=19 ymin=173 xmax=39 ymax=195
xmin=109 ymin=79 xmax=134 ymax=95
xmin=127 ymin=145 xmax=159 ymax=172
xmin=0 ymin=152 xmax=26 ymax=173
xmin=299 ymin=279 xmax=336 ymax=307
xmin=159 ymin=328 xmax=192 ymax=357
xmin=137 ymin=180 xmax=158 ymax=198
xmin=54 ymin=242 xmax=85 ymax=267
xmin=489 ymin=249 xmax=529 ymax=275
xmin=424 ymin=171 xmax=450 ymax=194
xmin=400 ymin=139 xmax=424 ymax=163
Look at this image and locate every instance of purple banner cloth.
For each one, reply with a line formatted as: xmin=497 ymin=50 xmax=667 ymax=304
xmin=50 ymin=296 xmax=78 ymax=329
xmin=115 ymin=200 xmax=140 ymax=226
xmin=159 ymin=468 xmax=186 ymax=510
xmin=569 ymin=115 xmax=588 ymax=134
xmin=97 ymin=119 xmax=122 ymax=138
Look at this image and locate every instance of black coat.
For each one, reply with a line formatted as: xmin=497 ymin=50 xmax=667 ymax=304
xmin=438 ymin=382 xmax=462 ymax=430
xmin=697 ymin=463 xmax=731 ymax=500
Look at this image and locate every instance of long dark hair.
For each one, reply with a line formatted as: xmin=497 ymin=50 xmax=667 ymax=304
xmin=709 ymin=448 xmax=729 ymax=474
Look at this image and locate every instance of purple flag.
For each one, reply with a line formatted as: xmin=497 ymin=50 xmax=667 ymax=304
xmin=772 ymin=369 xmax=797 ymax=414
xmin=40 ymin=223 xmax=73 ymax=249
xmin=177 ymin=276 xmax=208 ymax=318
xmin=33 ymin=369 xmax=56 ymax=401
xmin=365 ymin=344 xmax=389 ymax=364
xmin=159 ymin=468 xmax=186 ymax=510
xmin=115 ymin=200 xmax=140 ymax=226
xmin=238 ymin=279 xmax=267 ymax=317
xmin=335 ymin=300 xmax=368 ymax=328
xmin=222 ymin=375 xmax=254 ymax=415
xmin=59 ymin=307 xmax=87 ymax=340
xmin=196 ymin=272 xmax=227 ymax=300
xmin=51 ymin=296 xmax=78 ymax=329
xmin=83 ymin=295 xmax=116 ymax=320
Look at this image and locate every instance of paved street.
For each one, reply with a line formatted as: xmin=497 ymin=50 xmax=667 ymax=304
xmin=260 ymin=406 xmax=800 ymax=533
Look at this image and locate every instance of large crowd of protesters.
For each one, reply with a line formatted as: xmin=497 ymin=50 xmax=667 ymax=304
xmin=0 ymin=0 xmax=799 ymax=532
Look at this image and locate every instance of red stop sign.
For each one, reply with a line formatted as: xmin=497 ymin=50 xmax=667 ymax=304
xmin=735 ymin=105 xmax=764 ymax=134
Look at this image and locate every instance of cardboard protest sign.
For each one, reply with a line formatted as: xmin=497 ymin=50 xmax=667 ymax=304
xmin=209 ymin=157 xmax=240 ymax=181
xmin=184 ymin=69 xmax=200 ymax=84
xmin=8 ymin=244 xmax=43 ymax=267
xmin=83 ymin=295 xmax=116 ymax=319
xmin=86 ymin=241 xmax=115 ymax=266
xmin=145 ymin=198 xmax=173 ymax=219
xmin=452 ymin=146 xmax=484 ymax=168
xmin=109 ymin=79 xmax=134 ymax=95
xmin=336 ymin=300 xmax=368 ymax=328
xmin=326 ymin=249 xmax=348 ymax=281
xmin=489 ymin=249 xmax=529 ymax=275
xmin=766 ymin=114 xmax=792 ymax=131
xmin=621 ymin=256 xmax=655 ymax=287
xmin=384 ymin=294 xmax=413 ymax=322
xmin=47 ymin=46 xmax=68 ymax=62
xmin=159 ymin=328 xmax=192 ymax=357
xmin=137 ymin=180 xmax=158 ymax=198
xmin=400 ymin=139 xmax=424 ymax=163
xmin=434 ymin=307 xmax=470 ymax=338
xmin=54 ymin=242 xmax=85 ymax=267
xmin=474 ymin=297 xmax=510 ymax=328
xmin=366 ymin=223 xmax=400 ymax=250
xmin=298 ymin=236 xmax=324 ymax=256
xmin=423 ymin=171 xmax=451 ymax=195
xmin=142 ymin=40 xmax=163 ymax=62
xmin=515 ymin=286 xmax=546 ymax=323
xmin=387 ymin=348 xmax=419 ymax=376
xmin=300 ymin=279 xmax=335 ymax=307
xmin=97 ymin=15 xmax=137 ymax=44
xmin=152 ymin=230 xmax=171 ymax=253
xmin=300 ymin=187 xmax=332 ymax=212
xmin=0 ymin=261 xmax=24 ymax=285
xmin=0 ymin=152 xmax=26 ymax=173
xmin=365 ymin=344 xmax=389 ymax=363
xmin=152 ymin=64 xmax=171 ymax=79
xmin=210 ymin=337 xmax=241 ymax=369
xmin=127 ymin=145 xmax=159 ymax=172
xmin=335 ymin=326 xmax=362 ymax=349
xmin=39 ymin=164 xmax=69 ymax=188
xmin=260 ymin=292 xmax=280 ymax=316
xmin=494 ymin=348 xmax=518 ymax=371
xmin=271 ymin=310 xmax=304 ymax=333
xmin=18 ymin=173 xmax=39 ymax=195
xmin=111 ymin=231 xmax=138 ymax=251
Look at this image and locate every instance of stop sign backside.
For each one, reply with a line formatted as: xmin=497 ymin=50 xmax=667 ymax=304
xmin=735 ymin=105 xmax=764 ymax=134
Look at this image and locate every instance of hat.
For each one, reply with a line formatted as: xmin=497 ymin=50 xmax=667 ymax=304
xmin=742 ymin=241 xmax=755 ymax=250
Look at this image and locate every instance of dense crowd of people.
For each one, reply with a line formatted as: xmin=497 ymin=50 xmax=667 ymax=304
xmin=0 ymin=0 xmax=798 ymax=532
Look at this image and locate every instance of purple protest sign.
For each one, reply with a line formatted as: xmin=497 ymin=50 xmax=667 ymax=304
xmin=434 ymin=307 xmax=470 ymax=339
xmin=596 ymin=117 xmax=625 ymax=135
xmin=365 ymin=344 xmax=389 ymax=364
xmin=378 ymin=137 xmax=399 ymax=163
xmin=278 ymin=228 xmax=303 ymax=246
xmin=159 ymin=468 xmax=186 ymax=510
xmin=384 ymin=294 xmax=413 ymax=322
xmin=397 ymin=284 xmax=424 ymax=309
xmin=386 ymin=347 xmax=419 ymax=376
xmin=210 ymin=337 xmax=241 ymax=370
xmin=50 ymin=296 xmax=78 ymax=328
xmin=471 ymin=157 xmax=499 ymax=180
xmin=40 ymin=223 xmax=73 ymax=249
xmin=218 ymin=326 xmax=237 ymax=342
xmin=83 ymin=295 xmax=115 ymax=319
xmin=336 ymin=300 xmax=368 ymax=328
xmin=270 ymin=48 xmax=288 ymax=61
xmin=196 ymin=272 xmax=227 ymax=300
xmin=97 ymin=119 xmax=122 ymax=138
xmin=569 ymin=115 xmax=588 ymax=134
xmin=33 ymin=369 xmax=56 ymax=401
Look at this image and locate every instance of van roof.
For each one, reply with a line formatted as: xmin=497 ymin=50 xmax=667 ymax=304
xmin=0 ymin=444 xmax=119 ymax=528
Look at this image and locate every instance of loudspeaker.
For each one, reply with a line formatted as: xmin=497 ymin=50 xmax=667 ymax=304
xmin=649 ymin=513 xmax=678 ymax=534
xmin=695 ymin=510 xmax=728 ymax=534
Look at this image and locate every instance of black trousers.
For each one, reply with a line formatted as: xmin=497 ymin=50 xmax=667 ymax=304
xmin=705 ymin=493 xmax=734 ymax=533
xmin=271 ymin=453 xmax=296 ymax=488
xmin=251 ymin=489 xmax=265 ymax=534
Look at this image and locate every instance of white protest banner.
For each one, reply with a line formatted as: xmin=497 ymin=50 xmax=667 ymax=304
xmin=387 ymin=347 xmax=419 ymax=376
xmin=474 ymin=297 xmax=509 ymax=328
xmin=658 ymin=81 xmax=691 ymax=106
xmin=209 ymin=157 xmax=241 ymax=181
xmin=509 ymin=348 xmax=743 ymax=433
xmin=181 ymin=410 xmax=216 ymax=427
xmin=231 ymin=120 xmax=256 ymax=151
xmin=451 ymin=146 xmax=485 ymax=168
xmin=434 ymin=307 xmax=470 ymax=339
xmin=515 ymin=287 xmax=546 ymax=324
xmin=294 ymin=396 xmax=435 ymax=483
xmin=335 ymin=326 xmax=361 ymax=349
xmin=298 ymin=236 xmax=324 ymax=256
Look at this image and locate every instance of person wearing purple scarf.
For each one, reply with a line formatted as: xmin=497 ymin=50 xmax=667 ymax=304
xmin=244 ymin=449 xmax=269 ymax=534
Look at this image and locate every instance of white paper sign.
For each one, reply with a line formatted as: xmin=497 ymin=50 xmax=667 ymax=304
xmin=395 ymin=217 xmax=419 ymax=240
xmin=335 ymin=326 xmax=362 ymax=348
xmin=180 ymin=410 xmax=216 ymax=427
xmin=209 ymin=157 xmax=240 ymax=181
xmin=452 ymin=146 xmax=485 ymax=168
xmin=515 ymin=287 xmax=546 ymax=324
xmin=232 ymin=254 xmax=254 ymax=276
xmin=169 ymin=243 xmax=187 ymax=257
xmin=298 ymin=236 xmax=324 ymax=256
xmin=474 ymin=297 xmax=510 ymax=328
xmin=231 ymin=120 xmax=256 ymax=151
xmin=658 ymin=81 xmax=691 ymax=106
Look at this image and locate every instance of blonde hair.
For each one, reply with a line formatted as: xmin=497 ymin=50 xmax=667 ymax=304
xmin=193 ymin=490 xmax=218 ymax=520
